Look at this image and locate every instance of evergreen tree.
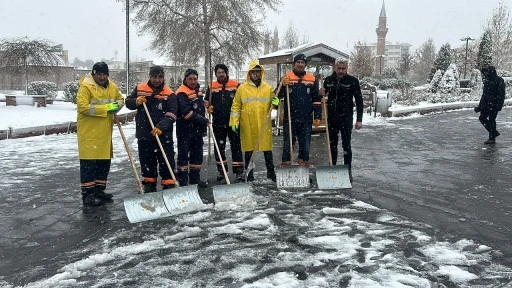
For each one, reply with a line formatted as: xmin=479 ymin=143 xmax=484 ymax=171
xmin=429 ymin=69 xmax=443 ymax=93
xmin=477 ymin=29 xmax=493 ymax=70
xmin=438 ymin=63 xmax=460 ymax=94
xmin=349 ymin=42 xmax=374 ymax=78
xmin=430 ymin=43 xmax=452 ymax=80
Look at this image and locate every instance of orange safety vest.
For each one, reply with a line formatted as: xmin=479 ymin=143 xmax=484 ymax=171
xmin=136 ymin=83 xmax=174 ymax=100
xmin=176 ymin=85 xmax=203 ymax=100
xmin=285 ymin=71 xmax=316 ymax=86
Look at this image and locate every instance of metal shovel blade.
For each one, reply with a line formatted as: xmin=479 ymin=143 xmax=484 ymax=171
xmin=162 ymin=185 xmax=208 ymax=216
xmin=315 ymin=165 xmax=352 ymax=189
xmin=213 ymin=183 xmax=253 ymax=203
xmin=124 ymin=192 xmax=172 ymax=223
xmin=276 ymin=166 xmax=310 ymax=189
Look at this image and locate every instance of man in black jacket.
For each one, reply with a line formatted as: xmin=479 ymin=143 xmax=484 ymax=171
xmin=475 ymin=65 xmax=506 ymax=145
xmin=320 ymin=58 xmax=363 ymax=180
xmin=125 ymin=66 xmax=178 ymax=192
xmin=206 ymin=64 xmax=244 ymax=183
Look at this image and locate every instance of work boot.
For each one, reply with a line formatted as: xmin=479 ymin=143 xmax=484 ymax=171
xmin=195 ymin=181 xmax=208 ymax=188
xmin=267 ymin=170 xmax=276 ymax=182
xmin=95 ymin=190 xmax=113 ymax=200
xmin=82 ymin=192 xmax=101 ymax=206
xmin=484 ymin=138 xmax=496 ymax=145
xmin=217 ymin=174 xmax=227 ymax=184
xmin=280 ymin=161 xmax=291 ymax=166
xmin=235 ymin=172 xmax=245 ymax=183
xmin=143 ymin=182 xmax=157 ymax=193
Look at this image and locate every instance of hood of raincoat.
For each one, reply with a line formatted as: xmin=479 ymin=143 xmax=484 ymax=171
xmin=246 ymin=59 xmax=266 ymax=82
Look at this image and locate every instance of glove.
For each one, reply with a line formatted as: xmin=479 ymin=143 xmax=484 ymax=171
xmin=314 ymin=119 xmax=321 ymax=127
xmin=136 ymin=96 xmax=147 ymax=106
xmin=283 ymin=76 xmax=290 ymax=85
xmin=151 ymin=127 xmax=162 ymax=136
xmin=231 ymin=125 xmax=239 ymax=133
xmin=271 ymin=96 xmax=279 ymax=106
xmin=474 ymin=107 xmax=481 ymax=113
xmin=207 ymin=105 xmax=214 ymax=114
xmin=106 ymin=102 xmax=120 ymax=113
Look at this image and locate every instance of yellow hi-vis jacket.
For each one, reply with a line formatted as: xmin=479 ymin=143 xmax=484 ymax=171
xmin=77 ymin=73 xmax=124 ymax=159
xmin=229 ymin=59 xmax=275 ymax=152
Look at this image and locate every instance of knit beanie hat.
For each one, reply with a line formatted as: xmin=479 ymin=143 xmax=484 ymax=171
xmin=293 ymin=53 xmax=307 ymax=64
xmin=149 ymin=65 xmax=165 ymax=77
xmin=184 ymin=68 xmax=198 ymax=79
xmin=214 ymin=64 xmax=228 ymax=74
xmin=92 ymin=62 xmax=109 ymax=75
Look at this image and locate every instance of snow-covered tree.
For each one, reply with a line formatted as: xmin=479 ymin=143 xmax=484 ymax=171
xmin=477 ymin=30 xmax=493 ymax=70
xmin=382 ymin=66 xmax=398 ymax=79
xmin=350 ymin=42 xmax=374 ymax=78
xmin=28 ymin=81 xmax=58 ymax=100
xmin=430 ymin=43 xmax=452 ymax=80
xmin=438 ymin=64 xmax=460 ymax=94
xmin=411 ymin=39 xmax=436 ymax=83
xmin=282 ymin=23 xmax=300 ymax=49
xmin=429 ymin=69 xmax=443 ymax=93
xmin=63 ymin=81 xmax=79 ymax=104
xmin=130 ymin=0 xmax=281 ymax=85
xmin=469 ymin=68 xmax=483 ymax=87
xmin=486 ymin=0 xmax=512 ymax=70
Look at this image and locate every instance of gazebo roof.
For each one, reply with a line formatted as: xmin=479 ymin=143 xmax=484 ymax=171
xmin=259 ymin=42 xmax=349 ymax=66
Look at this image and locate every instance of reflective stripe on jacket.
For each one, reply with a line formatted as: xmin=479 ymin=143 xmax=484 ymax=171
xmin=279 ymin=71 xmax=321 ymax=123
xmin=125 ymin=82 xmax=177 ymax=140
xmin=229 ymin=59 xmax=274 ymax=152
xmin=77 ymin=73 xmax=124 ymax=159
xmin=207 ymin=79 xmax=239 ymax=127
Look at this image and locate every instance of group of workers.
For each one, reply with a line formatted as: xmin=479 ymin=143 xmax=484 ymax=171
xmin=76 ymin=55 xmax=364 ymax=206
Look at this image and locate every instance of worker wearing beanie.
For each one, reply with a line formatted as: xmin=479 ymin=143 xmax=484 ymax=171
xmin=205 ymin=64 xmax=244 ymax=183
xmin=125 ymin=65 xmax=178 ymax=192
xmin=278 ymin=53 xmax=322 ymax=167
xmin=77 ymin=62 xmax=124 ymax=206
xmin=175 ymin=68 xmax=209 ymax=187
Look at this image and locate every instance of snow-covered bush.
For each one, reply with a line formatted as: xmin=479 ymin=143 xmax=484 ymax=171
xmin=497 ymin=70 xmax=512 ymax=77
xmin=382 ymin=66 xmax=398 ymax=79
xmin=63 ymin=81 xmax=79 ymax=104
xmin=469 ymin=69 xmax=482 ymax=87
xmin=429 ymin=69 xmax=443 ymax=93
xmin=438 ymin=64 xmax=460 ymax=94
xmin=28 ymin=81 xmax=58 ymax=100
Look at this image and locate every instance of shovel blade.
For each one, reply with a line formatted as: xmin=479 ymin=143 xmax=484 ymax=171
xmin=276 ymin=166 xmax=310 ymax=189
xmin=124 ymin=192 xmax=172 ymax=223
xmin=213 ymin=183 xmax=253 ymax=203
xmin=162 ymin=185 xmax=208 ymax=216
xmin=315 ymin=165 xmax=352 ymax=189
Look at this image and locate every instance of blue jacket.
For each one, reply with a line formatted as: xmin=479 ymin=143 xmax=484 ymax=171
xmin=278 ymin=71 xmax=321 ymax=123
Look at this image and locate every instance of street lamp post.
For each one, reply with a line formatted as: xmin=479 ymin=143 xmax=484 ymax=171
xmin=126 ymin=0 xmax=129 ymax=96
xmin=460 ymin=36 xmax=475 ymax=80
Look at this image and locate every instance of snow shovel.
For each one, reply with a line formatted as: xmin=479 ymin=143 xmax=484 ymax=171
xmin=208 ymin=124 xmax=252 ymax=203
xmin=315 ymin=96 xmax=352 ymax=189
xmin=118 ymin=114 xmax=172 ymax=224
xmin=275 ymin=85 xmax=310 ymax=189
xmin=124 ymin=103 xmax=206 ymax=223
xmin=244 ymin=79 xmax=285 ymax=181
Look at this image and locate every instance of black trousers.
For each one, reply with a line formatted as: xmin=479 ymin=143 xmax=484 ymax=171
xmin=80 ymin=159 xmax=111 ymax=195
xmin=177 ymin=132 xmax=204 ymax=186
xmin=328 ymin=113 xmax=353 ymax=166
xmin=244 ymin=151 xmax=275 ymax=175
xmin=213 ymin=125 xmax=244 ymax=174
xmin=138 ymin=138 xmax=175 ymax=185
xmin=479 ymin=110 xmax=499 ymax=139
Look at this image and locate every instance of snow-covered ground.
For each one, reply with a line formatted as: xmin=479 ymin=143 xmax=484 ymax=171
xmin=1 ymin=102 xmax=511 ymax=287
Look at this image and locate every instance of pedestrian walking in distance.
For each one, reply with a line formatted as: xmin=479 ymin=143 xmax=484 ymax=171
xmin=474 ymin=65 xmax=506 ymax=145
xmin=77 ymin=62 xmax=124 ymax=206
xmin=125 ymin=65 xmax=178 ymax=192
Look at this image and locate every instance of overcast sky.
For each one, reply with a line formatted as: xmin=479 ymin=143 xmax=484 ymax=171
xmin=0 ymin=0 xmax=506 ymax=64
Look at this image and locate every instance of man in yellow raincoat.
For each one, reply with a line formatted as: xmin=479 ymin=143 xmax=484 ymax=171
xmin=229 ymin=60 xmax=278 ymax=182
xmin=77 ymin=62 xmax=124 ymax=206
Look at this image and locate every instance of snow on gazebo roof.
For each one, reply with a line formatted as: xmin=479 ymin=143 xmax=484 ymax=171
xmin=259 ymin=42 xmax=349 ymax=65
